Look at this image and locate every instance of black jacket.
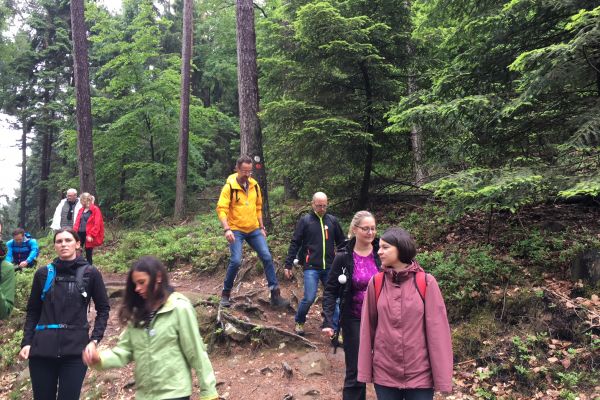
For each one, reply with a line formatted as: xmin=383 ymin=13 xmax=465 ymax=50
xmin=322 ymin=237 xmax=381 ymax=329
xmin=284 ymin=211 xmax=345 ymax=270
xmin=21 ymin=256 xmax=110 ymax=358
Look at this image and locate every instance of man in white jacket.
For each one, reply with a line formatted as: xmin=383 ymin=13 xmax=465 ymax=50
xmin=50 ymin=188 xmax=82 ymax=231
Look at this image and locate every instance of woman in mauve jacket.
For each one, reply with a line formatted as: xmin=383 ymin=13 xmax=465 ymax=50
xmin=322 ymin=210 xmax=381 ymax=400
xmin=74 ymin=192 xmax=104 ymax=265
xmin=19 ymin=228 xmax=110 ymax=400
xmin=358 ymin=227 xmax=453 ymax=400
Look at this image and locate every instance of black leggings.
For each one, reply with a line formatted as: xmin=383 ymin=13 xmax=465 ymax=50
xmin=29 ymin=356 xmax=87 ymax=400
xmin=342 ymin=316 xmax=366 ymax=400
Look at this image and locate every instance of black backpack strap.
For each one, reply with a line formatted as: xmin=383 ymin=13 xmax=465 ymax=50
xmin=75 ymin=264 xmax=90 ymax=299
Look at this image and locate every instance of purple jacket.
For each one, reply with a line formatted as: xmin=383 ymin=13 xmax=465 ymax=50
xmin=357 ymin=262 xmax=453 ymax=392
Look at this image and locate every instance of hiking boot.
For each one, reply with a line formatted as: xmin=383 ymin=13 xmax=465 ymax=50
xmin=294 ymin=323 xmax=305 ymax=336
xmin=219 ymin=290 xmax=231 ymax=308
xmin=270 ymin=288 xmax=290 ymax=309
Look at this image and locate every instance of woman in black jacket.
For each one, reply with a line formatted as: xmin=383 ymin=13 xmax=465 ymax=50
xmin=322 ymin=210 xmax=381 ymax=400
xmin=19 ymin=228 xmax=110 ymax=400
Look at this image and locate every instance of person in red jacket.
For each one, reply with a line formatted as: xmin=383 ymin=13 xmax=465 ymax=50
xmin=74 ymin=193 xmax=104 ymax=265
xmin=358 ymin=227 xmax=453 ymax=400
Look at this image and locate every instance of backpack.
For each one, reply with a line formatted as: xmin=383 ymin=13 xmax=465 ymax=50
xmin=228 ymin=182 xmax=261 ymax=204
xmin=41 ymin=263 xmax=90 ymax=301
xmin=373 ymin=270 xmax=427 ymax=303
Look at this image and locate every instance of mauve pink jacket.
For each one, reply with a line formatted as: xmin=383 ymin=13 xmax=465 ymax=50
xmin=357 ymin=263 xmax=453 ymax=392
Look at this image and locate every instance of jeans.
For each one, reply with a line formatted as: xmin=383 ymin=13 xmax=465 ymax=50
xmin=296 ymin=268 xmax=339 ymax=329
xmin=223 ymin=229 xmax=278 ymax=292
xmin=374 ymin=385 xmax=434 ymax=400
xmin=29 ymin=355 xmax=87 ymax=400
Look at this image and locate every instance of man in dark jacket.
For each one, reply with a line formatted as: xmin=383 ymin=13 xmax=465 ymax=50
xmin=284 ymin=192 xmax=345 ymax=335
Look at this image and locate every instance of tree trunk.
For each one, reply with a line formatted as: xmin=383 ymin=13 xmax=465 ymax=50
xmin=19 ymin=120 xmax=29 ymax=227
xmin=38 ymin=124 xmax=52 ymax=229
xmin=357 ymin=62 xmax=374 ymax=210
xmin=70 ymin=0 xmax=96 ymax=194
xmin=174 ymin=0 xmax=194 ymax=220
xmin=283 ymin=176 xmax=298 ymax=200
xmin=405 ymin=0 xmax=426 ymax=185
xmin=236 ymin=0 xmax=271 ymax=228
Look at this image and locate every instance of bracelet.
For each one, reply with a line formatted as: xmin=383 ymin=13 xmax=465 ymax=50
xmin=260 ymin=226 xmax=266 ymax=230
xmin=223 ymin=228 xmax=231 ymax=233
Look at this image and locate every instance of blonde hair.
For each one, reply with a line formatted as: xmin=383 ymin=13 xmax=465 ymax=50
xmin=80 ymin=192 xmax=93 ymax=207
xmin=347 ymin=210 xmax=375 ymax=239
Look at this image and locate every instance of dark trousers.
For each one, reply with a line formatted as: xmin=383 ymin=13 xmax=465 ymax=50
xmin=29 ymin=356 xmax=87 ymax=400
xmin=374 ymin=385 xmax=434 ymax=400
xmin=77 ymin=232 xmax=93 ymax=265
xmin=342 ymin=316 xmax=366 ymax=400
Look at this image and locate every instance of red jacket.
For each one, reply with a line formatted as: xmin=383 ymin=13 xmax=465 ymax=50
xmin=74 ymin=204 xmax=105 ymax=249
xmin=358 ymin=262 xmax=453 ymax=392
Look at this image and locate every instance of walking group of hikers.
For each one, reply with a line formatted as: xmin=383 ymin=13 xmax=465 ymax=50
xmin=0 ymin=155 xmax=453 ymax=400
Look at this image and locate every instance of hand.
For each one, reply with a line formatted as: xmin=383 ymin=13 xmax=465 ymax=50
xmin=284 ymin=269 xmax=293 ymax=280
xmin=260 ymin=227 xmax=267 ymax=237
xmin=19 ymin=261 xmax=28 ymax=268
xmin=224 ymin=230 xmax=235 ymax=244
xmin=82 ymin=341 xmax=101 ymax=366
xmin=87 ymin=235 xmax=93 ymax=243
xmin=19 ymin=345 xmax=31 ymax=360
xmin=322 ymin=327 xmax=334 ymax=338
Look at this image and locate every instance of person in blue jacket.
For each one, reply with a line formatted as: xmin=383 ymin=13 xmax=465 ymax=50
xmin=6 ymin=228 xmax=39 ymax=269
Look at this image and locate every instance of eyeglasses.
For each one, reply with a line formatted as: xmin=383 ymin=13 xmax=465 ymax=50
xmin=313 ymin=204 xmax=327 ymax=209
xmin=238 ymin=169 xmax=253 ymax=175
xmin=356 ymin=226 xmax=376 ymax=233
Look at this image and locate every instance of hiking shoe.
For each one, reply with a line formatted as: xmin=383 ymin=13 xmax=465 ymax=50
xmin=294 ymin=323 xmax=305 ymax=336
xmin=219 ymin=290 xmax=231 ymax=308
xmin=219 ymin=295 xmax=231 ymax=307
xmin=270 ymin=288 xmax=290 ymax=309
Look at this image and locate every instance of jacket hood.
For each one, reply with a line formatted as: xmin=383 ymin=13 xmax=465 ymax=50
xmin=342 ymin=236 xmax=380 ymax=253
xmin=226 ymin=173 xmax=258 ymax=190
xmin=158 ymin=291 xmax=189 ymax=314
xmin=52 ymin=256 xmax=89 ymax=272
xmin=383 ymin=260 xmax=424 ymax=281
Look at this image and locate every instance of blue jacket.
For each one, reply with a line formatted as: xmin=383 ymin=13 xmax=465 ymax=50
xmin=6 ymin=234 xmax=39 ymax=265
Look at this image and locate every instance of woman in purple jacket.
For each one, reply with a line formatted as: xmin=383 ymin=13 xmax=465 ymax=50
xmin=322 ymin=210 xmax=380 ymax=400
xmin=357 ymin=227 xmax=453 ymax=400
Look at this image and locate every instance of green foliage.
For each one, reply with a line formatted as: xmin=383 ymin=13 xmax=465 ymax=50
xmin=416 ymin=245 xmax=514 ymax=320
xmin=423 ymin=167 xmax=549 ymax=219
xmin=509 ymin=230 xmax=551 ymax=266
xmin=95 ymin=214 xmax=227 ymax=272
xmin=0 ymin=329 xmax=23 ymax=370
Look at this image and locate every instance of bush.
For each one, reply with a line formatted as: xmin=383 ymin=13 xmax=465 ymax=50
xmin=417 ymin=245 xmax=516 ymax=321
xmin=95 ymin=214 xmax=227 ymax=272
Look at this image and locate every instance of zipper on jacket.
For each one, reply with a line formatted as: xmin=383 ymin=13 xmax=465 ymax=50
xmin=319 ymin=216 xmax=326 ymax=269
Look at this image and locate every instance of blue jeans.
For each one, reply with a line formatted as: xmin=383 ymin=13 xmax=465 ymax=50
xmin=223 ymin=229 xmax=279 ymax=292
xmin=374 ymin=385 xmax=433 ymax=400
xmin=295 ymin=268 xmax=339 ymax=329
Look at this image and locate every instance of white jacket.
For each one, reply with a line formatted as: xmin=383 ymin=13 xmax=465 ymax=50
xmin=50 ymin=199 xmax=82 ymax=230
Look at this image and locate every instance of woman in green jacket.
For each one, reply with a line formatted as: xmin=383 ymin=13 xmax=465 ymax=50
xmin=83 ymin=256 xmax=218 ymax=400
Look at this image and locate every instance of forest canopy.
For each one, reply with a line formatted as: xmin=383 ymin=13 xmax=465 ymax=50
xmin=0 ymin=0 xmax=599 ymax=229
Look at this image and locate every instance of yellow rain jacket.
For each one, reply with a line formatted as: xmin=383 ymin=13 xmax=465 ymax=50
xmin=216 ymin=173 xmax=262 ymax=233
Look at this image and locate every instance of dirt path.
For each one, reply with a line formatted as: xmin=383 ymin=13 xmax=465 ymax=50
xmin=82 ymin=266 xmax=367 ymax=400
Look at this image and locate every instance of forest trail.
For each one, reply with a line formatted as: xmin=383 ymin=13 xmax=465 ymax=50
xmin=4 ymin=260 xmax=597 ymax=400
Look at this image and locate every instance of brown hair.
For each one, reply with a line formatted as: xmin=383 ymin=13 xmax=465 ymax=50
xmin=53 ymin=228 xmax=81 ymax=243
xmin=119 ymin=256 xmax=174 ymax=327
xmin=380 ymin=227 xmax=417 ymax=264
xmin=236 ymin=155 xmax=253 ymax=168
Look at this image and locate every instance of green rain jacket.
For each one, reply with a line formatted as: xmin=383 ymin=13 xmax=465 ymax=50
xmin=0 ymin=259 xmax=15 ymax=320
xmin=98 ymin=292 xmax=218 ymax=400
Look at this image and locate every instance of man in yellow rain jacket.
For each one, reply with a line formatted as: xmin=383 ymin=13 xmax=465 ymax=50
xmin=216 ymin=155 xmax=289 ymax=309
